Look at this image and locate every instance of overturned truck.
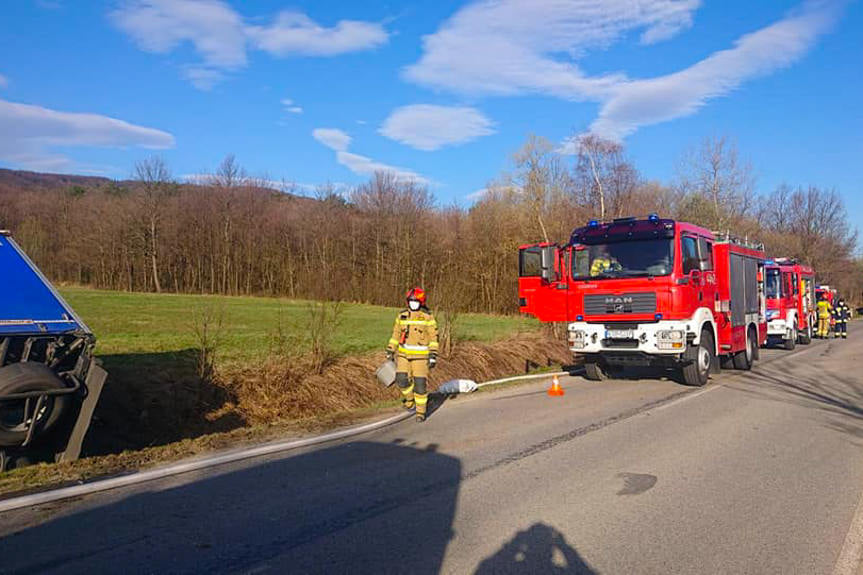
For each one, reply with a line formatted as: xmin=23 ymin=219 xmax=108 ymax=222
xmin=0 ymin=230 xmax=106 ymax=470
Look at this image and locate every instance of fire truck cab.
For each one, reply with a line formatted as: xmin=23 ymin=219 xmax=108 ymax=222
xmin=519 ymin=215 xmax=767 ymax=387
xmin=764 ymin=259 xmax=815 ymax=349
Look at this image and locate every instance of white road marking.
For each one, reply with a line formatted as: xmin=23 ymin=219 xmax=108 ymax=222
xmin=833 ymin=477 xmax=863 ymax=575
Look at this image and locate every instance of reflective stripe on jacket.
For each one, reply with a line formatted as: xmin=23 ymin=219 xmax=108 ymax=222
xmin=387 ymin=308 xmax=439 ymax=358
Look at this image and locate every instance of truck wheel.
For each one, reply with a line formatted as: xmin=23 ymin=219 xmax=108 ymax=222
xmin=799 ymin=323 xmax=812 ymax=345
xmin=583 ymin=359 xmax=607 ymax=381
xmin=682 ymin=330 xmax=713 ymax=387
xmin=784 ymin=321 xmax=797 ymax=351
xmin=732 ymin=326 xmax=756 ymax=370
xmin=0 ymin=363 xmax=71 ymax=447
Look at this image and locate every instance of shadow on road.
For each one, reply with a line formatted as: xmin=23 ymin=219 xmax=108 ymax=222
xmin=0 ymin=440 xmax=461 ymax=574
xmin=474 ymin=523 xmax=597 ymax=574
xmin=727 ymin=339 xmax=863 ymax=442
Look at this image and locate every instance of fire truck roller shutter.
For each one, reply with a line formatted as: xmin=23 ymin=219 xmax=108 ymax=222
xmin=729 ymin=254 xmax=763 ymax=361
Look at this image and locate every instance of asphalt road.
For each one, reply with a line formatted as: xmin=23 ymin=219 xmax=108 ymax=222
xmin=1 ymin=330 xmax=862 ymax=574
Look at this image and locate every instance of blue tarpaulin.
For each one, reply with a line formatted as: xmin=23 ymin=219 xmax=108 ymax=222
xmin=0 ymin=233 xmax=87 ymax=336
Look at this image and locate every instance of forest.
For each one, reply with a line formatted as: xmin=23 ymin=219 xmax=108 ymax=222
xmin=1 ymin=134 xmax=859 ymax=313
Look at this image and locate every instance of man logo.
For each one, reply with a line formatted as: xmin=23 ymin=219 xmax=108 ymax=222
xmin=605 ymin=296 xmax=634 ymax=305
xmin=605 ymin=296 xmax=633 ymax=314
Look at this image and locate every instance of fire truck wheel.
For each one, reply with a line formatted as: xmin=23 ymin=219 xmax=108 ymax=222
xmin=732 ymin=327 xmax=756 ymax=370
xmin=798 ymin=321 xmax=812 ymax=345
xmin=0 ymin=363 xmax=71 ymax=448
xmin=583 ymin=359 xmax=607 ymax=381
xmin=784 ymin=321 xmax=797 ymax=351
xmin=682 ymin=330 xmax=713 ymax=387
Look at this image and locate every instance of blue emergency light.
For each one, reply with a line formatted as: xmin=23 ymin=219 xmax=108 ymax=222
xmin=648 ymin=213 xmax=660 ymax=222
xmin=588 ymin=219 xmax=599 ymax=228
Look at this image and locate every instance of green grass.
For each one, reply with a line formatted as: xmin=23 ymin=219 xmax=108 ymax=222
xmin=59 ymin=287 xmax=540 ymax=363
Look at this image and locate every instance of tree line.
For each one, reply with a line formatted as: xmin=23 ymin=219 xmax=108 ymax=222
xmin=0 ymin=135 xmax=859 ymax=313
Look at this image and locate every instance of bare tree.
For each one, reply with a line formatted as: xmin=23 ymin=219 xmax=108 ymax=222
xmin=677 ymin=136 xmax=755 ymax=229
xmin=134 ymin=156 xmax=174 ymax=292
xmin=575 ymin=134 xmax=638 ymax=220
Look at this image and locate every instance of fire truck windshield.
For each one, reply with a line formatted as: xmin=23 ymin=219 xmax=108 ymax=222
xmin=765 ymin=268 xmax=782 ymax=299
xmin=572 ymin=239 xmax=674 ymax=280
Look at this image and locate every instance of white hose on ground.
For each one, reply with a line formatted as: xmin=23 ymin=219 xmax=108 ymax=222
xmin=476 ymin=370 xmax=571 ymax=389
xmin=0 ymin=368 xmax=575 ymax=513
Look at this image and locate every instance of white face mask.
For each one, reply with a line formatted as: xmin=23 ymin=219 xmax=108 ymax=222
xmin=408 ymin=300 xmax=421 ymax=311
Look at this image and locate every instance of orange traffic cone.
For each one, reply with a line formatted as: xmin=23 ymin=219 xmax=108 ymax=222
xmin=547 ymin=375 xmax=565 ymax=396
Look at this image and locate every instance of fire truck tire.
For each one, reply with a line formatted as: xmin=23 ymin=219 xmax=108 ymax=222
xmin=0 ymin=363 xmax=71 ymax=447
xmin=584 ymin=359 xmax=607 ymax=381
xmin=784 ymin=321 xmax=797 ymax=351
xmin=798 ymin=322 xmax=812 ymax=345
xmin=732 ymin=327 xmax=756 ymax=370
xmin=682 ymin=330 xmax=713 ymax=387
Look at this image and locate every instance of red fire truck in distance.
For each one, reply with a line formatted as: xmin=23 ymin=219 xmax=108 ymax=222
xmin=764 ymin=258 xmax=816 ymax=349
xmin=518 ymin=215 xmax=767 ymax=387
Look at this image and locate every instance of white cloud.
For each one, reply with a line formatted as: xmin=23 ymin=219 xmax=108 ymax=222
xmin=111 ymin=1 xmax=388 ymax=89
xmin=590 ymin=1 xmax=841 ymax=139
xmin=247 ymin=11 xmax=388 ymax=57
xmin=312 ymin=127 xmax=427 ymax=184
xmin=404 ymin=0 xmax=700 ymax=99
xmin=405 ymin=0 xmax=840 ymax=139
xmin=313 ymin=128 xmax=352 ymax=152
xmin=0 ymin=99 xmax=174 ymax=171
xmin=185 ymin=66 xmax=225 ymax=91
xmin=110 ymin=0 xmax=247 ymax=69
xmin=281 ymin=99 xmax=303 ymax=114
xmin=380 ymin=105 xmax=496 ymax=151
xmin=466 ymin=188 xmax=489 ymax=201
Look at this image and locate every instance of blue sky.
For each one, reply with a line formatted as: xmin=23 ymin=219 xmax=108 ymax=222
xmin=1 ymin=1 xmax=861 ymax=234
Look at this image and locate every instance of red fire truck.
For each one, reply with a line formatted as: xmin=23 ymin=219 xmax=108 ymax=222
xmin=518 ymin=215 xmax=767 ymax=386
xmin=764 ymin=258 xmax=816 ymax=349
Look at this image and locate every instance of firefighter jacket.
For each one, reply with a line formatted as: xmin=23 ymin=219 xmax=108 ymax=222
xmin=833 ymin=302 xmax=851 ymax=321
xmin=591 ymin=258 xmax=619 ymax=277
xmin=387 ymin=308 xmax=439 ymax=359
xmin=817 ymin=300 xmax=833 ymax=319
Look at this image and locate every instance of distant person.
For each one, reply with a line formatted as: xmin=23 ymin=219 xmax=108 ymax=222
xmin=816 ymin=294 xmax=833 ymax=339
xmin=386 ymin=287 xmax=439 ymax=422
xmin=833 ymin=297 xmax=851 ymax=339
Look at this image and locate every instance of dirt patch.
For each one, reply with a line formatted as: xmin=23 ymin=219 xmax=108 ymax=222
xmin=86 ymin=331 xmax=571 ymax=455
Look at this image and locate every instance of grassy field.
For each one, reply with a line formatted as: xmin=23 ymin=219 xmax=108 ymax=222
xmin=59 ymin=287 xmax=540 ymax=363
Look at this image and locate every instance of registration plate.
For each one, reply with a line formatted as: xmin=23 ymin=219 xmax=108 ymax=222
xmin=606 ymin=329 xmax=634 ymax=339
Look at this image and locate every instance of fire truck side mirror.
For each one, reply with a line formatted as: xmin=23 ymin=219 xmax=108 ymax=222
xmin=540 ymin=245 xmax=557 ymax=283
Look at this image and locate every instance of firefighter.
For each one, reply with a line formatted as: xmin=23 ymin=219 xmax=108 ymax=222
xmin=590 ymin=247 xmax=621 ymax=277
xmin=816 ymin=293 xmax=833 ymax=339
xmin=386 ymin=287 xmax=439 ymax=422
xmin=833 ymin=297 xmax=851 ymax=339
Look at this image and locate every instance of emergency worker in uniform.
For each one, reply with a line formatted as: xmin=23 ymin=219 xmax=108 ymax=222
xmin=590 ymin=246 xmax=621 ymax=277
xmin=833 ymin=297 xmax=851 ymax=339
xmin=816 ymin=294 xmax=833 ymax=339
xmin=386 ymin=287 xmax=438 ymax=422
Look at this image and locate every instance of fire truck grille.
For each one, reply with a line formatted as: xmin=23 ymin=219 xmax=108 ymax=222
xmin=584 ymin=292 xmax=657 ymax=316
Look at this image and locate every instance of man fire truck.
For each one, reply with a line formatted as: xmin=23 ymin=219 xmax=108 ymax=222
xmin=518 ymin=215 xmax=767 ymax=387
xmin=764 ymin=258 xmax=816 ymax=349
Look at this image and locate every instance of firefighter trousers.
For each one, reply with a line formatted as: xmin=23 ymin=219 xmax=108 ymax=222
xmin=395 ymin=356 xmax=429 ymax=416
xmin=835 ymin=321 xmax=848 ymax=338
xmin=818 ymin=317 xmax=831 ymax=338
